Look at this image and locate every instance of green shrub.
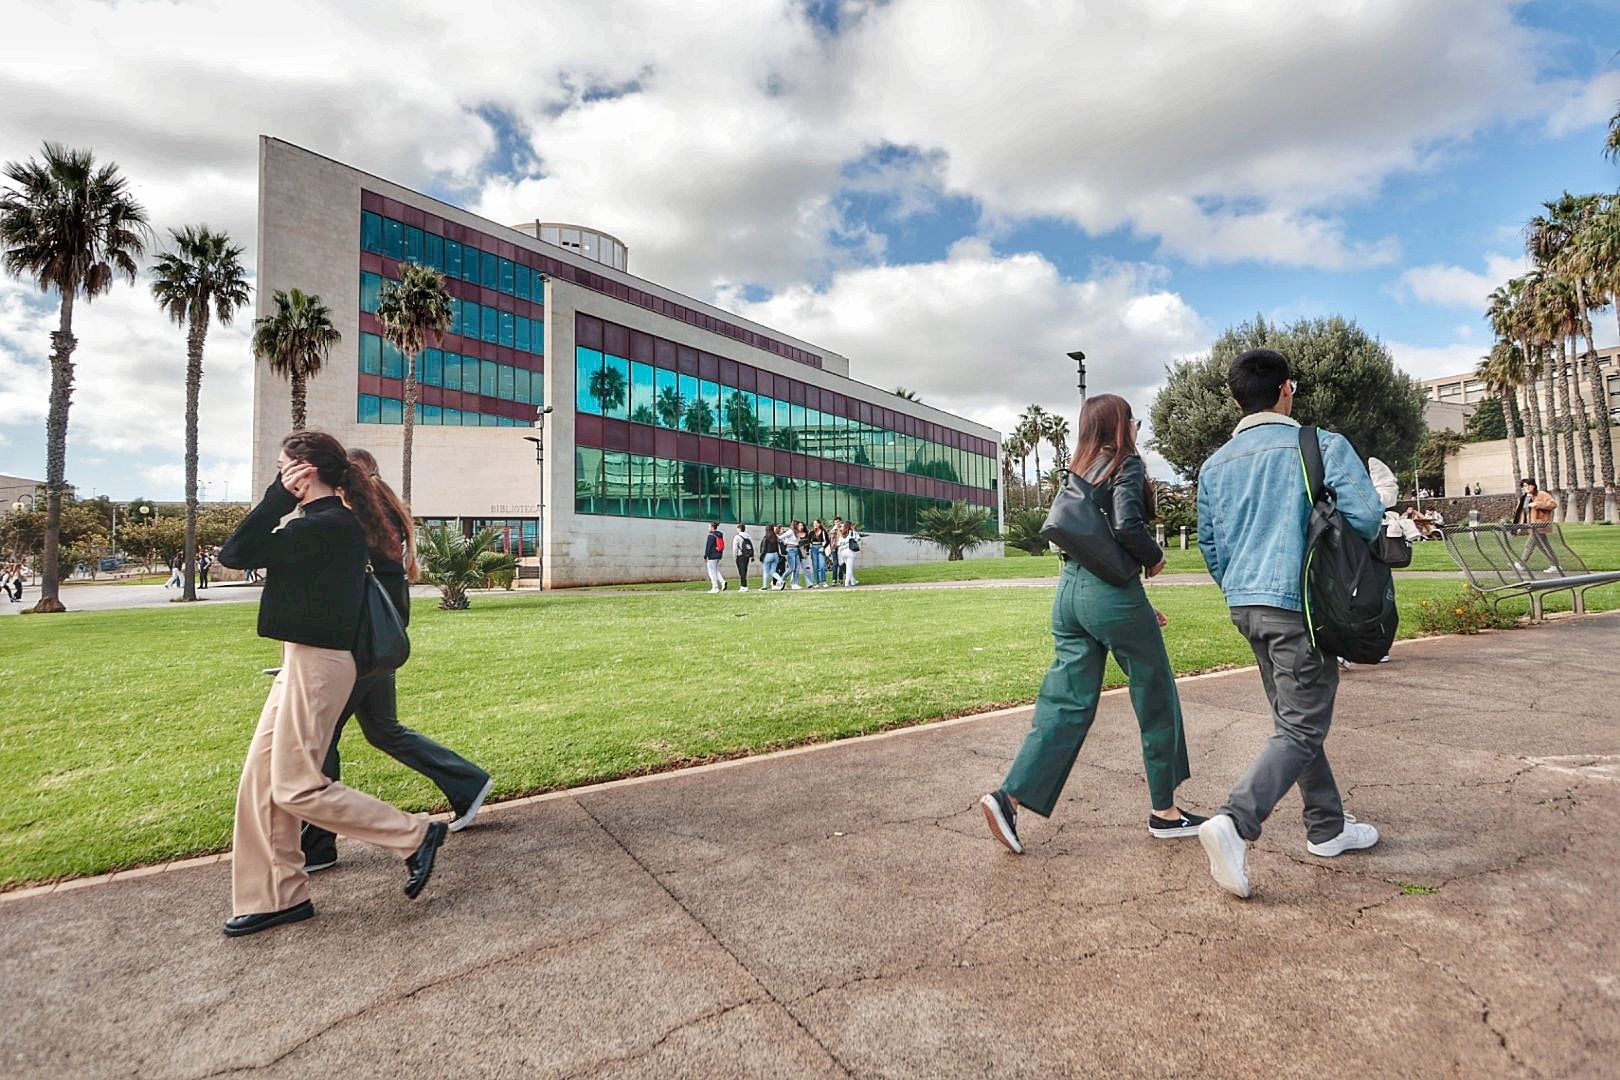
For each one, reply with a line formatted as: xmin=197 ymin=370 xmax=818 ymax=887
xmin=1414 ymin=586 xmax=1517 ymax=635
xmin=1004 ymin=508 xmax=1054 ymax=556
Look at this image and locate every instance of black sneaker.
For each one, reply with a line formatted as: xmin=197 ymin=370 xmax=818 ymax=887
xmin=301 ymin=824 xmax=338 ymax=873
xmin=404 ymin=821 xmax=447 ymax=899
xmin=1148 ymin=810 xmax=1208 ymax=839
xmin=979 ymin=790 xmax=1024 ymax=854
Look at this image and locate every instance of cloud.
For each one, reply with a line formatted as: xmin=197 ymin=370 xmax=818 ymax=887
xmin=1398 ymin=252 xmax=1528 ymax=308
xmin=1386 ymin=340 xmax=1488 ymax=382
xmin=717 ymin=239 xmax=1208 ymax=440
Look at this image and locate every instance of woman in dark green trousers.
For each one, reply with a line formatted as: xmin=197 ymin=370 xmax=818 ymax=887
xmin=980 ymin=394 xmax=1202 ymax=854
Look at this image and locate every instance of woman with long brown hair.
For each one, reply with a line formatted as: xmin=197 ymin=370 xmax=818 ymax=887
xmin=298 ymin=448 xmax=493 ymax=875
xmin=980 ymin=394 xmax=1201 ymax=855
xmin=217 ymin=431 xmax=446 ymax=936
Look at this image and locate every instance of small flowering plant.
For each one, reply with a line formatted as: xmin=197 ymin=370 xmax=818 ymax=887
xmin=1415 ymin=586 xmax=1518 ymax=635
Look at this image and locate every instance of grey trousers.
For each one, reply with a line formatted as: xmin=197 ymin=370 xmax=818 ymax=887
xmin=1219 ymin=606 xmax=1346 ymax=844
xmin=300 ymin=670 xmax=489 ymax=854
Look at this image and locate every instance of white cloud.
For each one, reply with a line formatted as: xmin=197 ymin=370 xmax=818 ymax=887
xmin=1387 ymin=340 xmax=1488 ymax=382
xmin=1398 ymin=252 xmax=1527 ymax=308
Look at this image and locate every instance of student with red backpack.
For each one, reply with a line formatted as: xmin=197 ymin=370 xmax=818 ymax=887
xmin=732 ymin=524 xmax=754 ymax=591
xmin=704 ymin=522 xmax=727 ymax=592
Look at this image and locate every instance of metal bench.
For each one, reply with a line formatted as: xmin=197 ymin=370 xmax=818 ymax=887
xmin=1442 ymin=523 xmax=1620 ymax=620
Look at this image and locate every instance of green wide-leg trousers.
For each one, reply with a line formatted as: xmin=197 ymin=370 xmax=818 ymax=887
xmin=1002 ymin=562 xmax=1190 ymax=817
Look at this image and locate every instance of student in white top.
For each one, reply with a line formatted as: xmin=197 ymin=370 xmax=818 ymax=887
xmin=837 ymin=522 xmax=861 ymax=586
xmin=732 ymin=524 xmax=753 ymax=592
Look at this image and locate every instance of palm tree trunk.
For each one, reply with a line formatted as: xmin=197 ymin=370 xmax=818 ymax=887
xmin=1594 ymin=313 xmax=1619 ymax=522
xmin=1568 ymin=333 xmax=1597 ymax=523
xmin=1556 ymin=339 xmax=1579 ymax=521
xmin=1019 ymin=454 xmax=1029 ymax=510
xmin=182 ymin=311 xmax=208 ymax=602
xmin=290 ymin=371 xmax=307 ymax=431
xmin=1031 ymin=444 xmax=1042 ymax=507
xmin=34 ymin=291 xmax=77 ymax=613
xmin=1501 ymin=388 xmax=1523 ymax=492
xmin=1539 ymin=351 xmax=1562 ymax=519
xmin=1517 ymin=381 xmax=1539 ymax=487
xmin=402 ymin=352 xmax=418 ymax=506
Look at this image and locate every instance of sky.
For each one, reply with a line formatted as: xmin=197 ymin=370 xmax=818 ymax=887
xmin=2 ymin=0 xmax=1619 ymax=499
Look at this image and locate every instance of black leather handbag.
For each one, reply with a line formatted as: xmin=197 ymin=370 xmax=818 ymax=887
xmin=1039 ymin=470 xmax=1138 ymax=585
xmin=353 ymin=567 xmax=409 ymax=678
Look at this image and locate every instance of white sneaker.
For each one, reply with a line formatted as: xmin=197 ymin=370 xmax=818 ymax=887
xmin=1307 ymin=820 xmax=1379 ymax=857
xmin=1198 ymin=814 xmax=1251 ymax=898
xmin=708 ymin=587 xmax=719 ymax=593
xmin=791 ymin=583 xmax=802 ymax=590
xmin=739 ymin=585 xmax=748 ymax=592
xmin=449 ymin=776 xmax=494 ymax=833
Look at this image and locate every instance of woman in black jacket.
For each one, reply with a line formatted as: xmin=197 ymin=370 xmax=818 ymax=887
xmin=217 ymin=431 xmax=446 ymax=937
xmin=299 ymin=449 xmax=492 ymax=873
xmin=980 ymin=394 xmax=1202 ymax=855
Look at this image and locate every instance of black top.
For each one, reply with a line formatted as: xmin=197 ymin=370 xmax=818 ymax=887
xmin=368 ymin=508 xmax=412 ymax=629
xmin=1084 ymin=454 xmax=1163 ymax=569
xmin=218 ymin=478 xmax=368 ymax=650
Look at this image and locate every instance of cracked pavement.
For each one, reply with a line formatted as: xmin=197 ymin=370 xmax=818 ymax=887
xmin=2 ymin=614 xmax=1615 ymax=1078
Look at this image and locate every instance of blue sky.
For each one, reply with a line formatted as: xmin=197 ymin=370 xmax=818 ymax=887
xmin=2 ymin=0 xmax=1619 ymax=499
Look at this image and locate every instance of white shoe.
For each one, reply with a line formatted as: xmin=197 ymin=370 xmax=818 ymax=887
xmin=450 ymin=776 xmax=494 ymax=833
xmin=1307 ymin=820 xmax=1379 ymax=857
xmin=1198 ymin=814 xmax=1251 ymax=898
xmin=1338 ymin=657 xmax=1354 ymax=670
xmin=739 ymin=586 xmax=748 ymax=592
xmin=708 ymin=587 xmax=719 ymax=593
xmin=791 ymin=583 xmax=802 ymax=590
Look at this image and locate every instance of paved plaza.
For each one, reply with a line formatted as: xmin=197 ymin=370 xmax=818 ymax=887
xmin=2 ymin=614 xmax=1616 ymax=1078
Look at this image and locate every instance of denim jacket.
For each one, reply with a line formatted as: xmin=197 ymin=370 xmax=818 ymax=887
xmin=1196 ymin=413 xmax=1383 ymax=611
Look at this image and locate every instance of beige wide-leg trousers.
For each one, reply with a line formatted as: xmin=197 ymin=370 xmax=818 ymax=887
xmin=232 ymin=642 xmax=428 ymax=916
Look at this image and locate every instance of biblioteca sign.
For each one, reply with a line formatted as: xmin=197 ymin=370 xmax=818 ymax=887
xmin=488 ymin=504 xmax=538 ymax=514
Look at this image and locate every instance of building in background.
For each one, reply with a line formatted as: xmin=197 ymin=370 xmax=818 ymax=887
xmin=1421 ymin=346 xmax=1620 ymax=431
xmin=252 ymin=138 xmax=1002 ymax=587
xmin=1 ymin=474 xmax=45 ymax=512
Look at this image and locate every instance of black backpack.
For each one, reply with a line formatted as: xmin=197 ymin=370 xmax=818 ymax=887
xmin=1298 ymin=428 xmax=1398 ymax=664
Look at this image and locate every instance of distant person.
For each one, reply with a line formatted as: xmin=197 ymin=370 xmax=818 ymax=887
xmin=1194 ymin=349 xmax=1384 ymax=900
xmin=980 ymin=394 xmax=1203 ymax=857
xmin=790 ymin=520 xmax=812 ymax=589
xmin=0 ymin=568 xmax=11 ymax=603
xmin=164 ymin=554 xmax=184 ymax=590
xmin=760 ymin=522 xmax=781 ymax=590
xmin=808 ymin=519 xmax=830 ymax=588
xmin=704 ymin=522 xmax=727 ymax=593
xmin=8 ymin=567 xmax=22 ymax=602
xmin=215 ymin=430 xmax=446 ymax=937
xmin=829 ymin=516 xmax=846 ymax=585
xmin=300 ymin=448 xmax=494 ymax=875
xmin=782 ymin=521 xmax=804 ymax=590
xmin=837 ymin=522 xmax=861 ymax=586
xmin=732 ymin=523 xmax=753 ymax=592
xmin=197 ymin=550 xmax=212 ymax=589
xmin=1511 ymin=478 xmax=1560 ymax=569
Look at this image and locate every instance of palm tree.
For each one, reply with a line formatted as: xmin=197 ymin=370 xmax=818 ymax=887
xmin=375 ymin=262 xmax=454 ymax=506
xmin=1606 ymin=103 xmax=1620 ymax=163
xmin=1016 ymin=405 xmax=1049 ymax=502
xmin=0 ymin=143 xmax=149 ymax=613
xmin=1002 ymin=429 xmax=1030 ymax=509
xmin=150 ymin=227 xmax=250 ymax=602
xmin=1043 ymin=414 xmax=1071 ymax=473
xmin=908 ymin=501 xmax=995 ymax=560
xmin=892 ymin=386 xmax=921 ymax=401
xmin=1566 ymin=193 xmax=1619 ymax=521
xmin=417 ymin=525 xmax=518 ymax=610
xmin=1497 ymin=275 xmax=1557 ymax=505
xmin=253 ymin=288 xmax=339 ymax=432
xmin=1476 ymin=343 xmax=1525 ymax=493
xmin=1528 ymin=198 xmax=1601 ymax=520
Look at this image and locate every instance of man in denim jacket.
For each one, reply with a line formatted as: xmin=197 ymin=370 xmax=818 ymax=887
xmin=1194 ymin=348 xmax=1385 ymax=899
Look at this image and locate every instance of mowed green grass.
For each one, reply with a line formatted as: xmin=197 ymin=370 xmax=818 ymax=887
xmin=2 ymin=573 xmax=1616 ymax=887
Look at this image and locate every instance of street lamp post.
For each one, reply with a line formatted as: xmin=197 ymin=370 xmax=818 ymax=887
xmin=1067 ymin=350 xmax=1087 ymax=413
xmin=523 ymin=404 xmax=555 ymax=575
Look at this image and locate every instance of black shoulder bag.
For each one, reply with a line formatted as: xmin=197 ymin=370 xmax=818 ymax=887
xmin=353 ymin=565 xmax=410 ymax=678
xmin=1039 ymin=469 xmax=1138 ymax=585
xmin=1298 ymin=428 xmax=1399 ymax=663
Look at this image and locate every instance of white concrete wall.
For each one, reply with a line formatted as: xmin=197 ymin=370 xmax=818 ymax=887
xmin=1447 ymin=427 xmax=1620 ymax=495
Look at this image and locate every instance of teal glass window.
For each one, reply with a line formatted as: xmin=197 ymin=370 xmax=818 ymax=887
xmin=381 ymin=397 xmax=402 ymax=425
xmin=423 ymin=347 xmax=442 ymax=387
xmin=444 ymin=407 xmax=462 ymax=427
xmin=443 ymin=353 xmax=461 ymax=390
xmin=515 ymin=316 xmax=531 ymax=352
xmin=481 ymin=305 xmax=498 ymax=344
xmin=654 ymin=367 xmax=680 ymax=428
xmin=532 ymin=272 xmax=546 ymax=303
xmin=459 ymin=299 xmax=479 ymax=339
xmin=422 ymin=404 xmax=442 ymax=425
xmin=499 ymin=257 xmax=514 ymax=295
xmin=576 ymin=347 xmax=603 ymax=414
xmin=481 ymin=251 xmax=498 ymax=289
xmin=446 ymin=239 xmax=462 ymax=279
xmin=473 ymin=358 xmax=491 ymax=397
xmin=382 ymin=218 xmax=403 ymax=259
xmin=425 ymin=233 xmax=443 ymax=271
xmin=603 ymin=354 xmax=630 ymax=420
xmin=629 ymin=362 xmax=655 ymax=425
xmin=361 ymin=212 xmax=382 ymax=253
xmin=498 ymin=363 xmax=514 ymax=401
xmin=456 ymin=355 xmax=476 ymax=394
xmin=381 ymin=339 xmax=404 ymax=380
xmin=405 ymin=226 xmax=423 ymax=264
xmin=358 ymin=394 xmax=381 ymax=424
xmin=499 ymin=311 xmax=515 ymax=348
xmin=360 ymin=271 xmax=382 ymax=314
xmin=359 ymin=333 xmax=382 ymax=375
xmin=515 ymin=264 xmax=531 ymax=300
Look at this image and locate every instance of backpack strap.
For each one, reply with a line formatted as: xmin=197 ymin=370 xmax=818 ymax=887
xmin=1297 ymin=425 xmax=1327 ymax=507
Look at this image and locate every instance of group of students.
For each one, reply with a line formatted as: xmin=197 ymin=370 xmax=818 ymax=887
xmin=0 ymin=565 xmax=25 ymax=602
xmin=164 ymin=549 xmax=215 ymax=589
xmin=213 ymin=432 xmax=491 ymax=937
xmin=704 ymin=517 xmax=861 ymax=592
xmin=980 ymin=348 xmax=1387 ymax=899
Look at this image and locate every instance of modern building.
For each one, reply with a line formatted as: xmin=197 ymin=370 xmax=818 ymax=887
xmin=1 ymin=474 xmax=45 ymax=512
xmin=1421 ymin=346 xmax=1620 ymax=428
xmin=251 ymin=138 xmax=1002 ymax=587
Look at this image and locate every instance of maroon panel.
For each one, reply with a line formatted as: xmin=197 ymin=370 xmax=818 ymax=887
xmin=718 ymin=357 xmax=739 ymax=387
xmin=739 ymin=444 xmax=758 ymax=471
xmin=811 ymin=458 xmax=827 ymax=483
xmin=654 ymin=337 xmax=677 ymax=369
xmin=676 ymin=345 xmax=699 ymax=376
xmin=863 ymin=467 xmax=879 ymax=490
xmin=422 ymin=213 xmax=443 ymax=236
xmin=603 ymin=321 xmax=630 ymax=357
xmin=420 ymin=385 xmax=441 ymax=407
xmin=735 ymin=365 xmax=756 ymax=393
xmin=360 ymin=252 xmax=383 ymax=274
xmin=719 ymin=441 xmax=740 ymax=468
xmin=576 ymin=314 xmax=603 ymax=350
xmin=361 ymin=190 xmax=384 ymax=212
xmin=576 ymin=413 xmax=604 ymax=446
xmin=675 ymin=432 xmax=700 ymax=462
xmin=647 ymin=427 xmax=672 ymax=459
xmin=400 ymin=205 xmax=423 ymax=228
xmin=832 ymin=461 xmax=849 ymax=485
xmin=602 ymin=417 xmax=632 ymax=452
xmin=629 ymin=331 xmax=655 ymax=364
xmin=628 ymin=424 xmax=655 ymax=454
xmin=697 ymin=439 xmax=720 ymax=467
xmin=379 ymin=377 xmax=403 ymax=398
xmin=381 ymin=196 xmax=404 ymax=220
xmin=697 ymin=351 xmax=720 ymax=382
xmin=497 ymin=239 xmax=515 ymax=259
xmin=857 ymin=401 xmax=872 ymax=425
xmin=477 ymin=285 xmax=495 ymax=307
xmin=789 ymin=381 xmax=806 ymax=407
xmin=757 ymin=371 xmax=775 ymax=398
xmin=358 ymin=373 xmax=381 ymax=396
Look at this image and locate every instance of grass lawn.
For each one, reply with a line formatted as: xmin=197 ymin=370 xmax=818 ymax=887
xmin=3 ymin=572 xmax=1617 ymax=888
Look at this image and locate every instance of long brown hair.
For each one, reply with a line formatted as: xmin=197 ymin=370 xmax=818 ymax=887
xmin=344 ymin=448 xmax=420 ymax=580
xmin=1067 ymin=394 xmax=1156 ymax=514
xmin=280 ymin=431 xmax=401 ymax=567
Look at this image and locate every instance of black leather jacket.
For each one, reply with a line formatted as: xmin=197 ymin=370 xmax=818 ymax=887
xmin=1083 ymin=454 xmax=1163 ymax=569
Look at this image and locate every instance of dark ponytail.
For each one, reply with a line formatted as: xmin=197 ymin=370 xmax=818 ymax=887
xmin=280 ymin=430 xmax=396 ymax=565
xmin=346 ymin=448 xmax=420 ymax=580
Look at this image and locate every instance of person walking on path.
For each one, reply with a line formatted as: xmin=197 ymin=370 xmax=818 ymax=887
xmin=300 ymin=448 xmax=493 ymax=874
xmin=216 ymin=431 xmax=446 ymax=937
xmin=760 ymin=524 xmax=781 ymax=590
xmin=1194 ymin=349 xmax=1384 ymax=900
xmin=836 ymin=522 xmax=861 ymax=586
xmin=732 ymin=523 xmax=754 ymax=592
xmin=197 ymin=549 xmax=212 ymax=589
xmin=980 ymin=394 xmax=1203 ymax=856
xmin=7 ymin=566 xmax=22 ymax=603
xmin=165 ymin=553 xmax=184 ymax=589
xmin=704 ymin=522 xmax=728 ymax=592
xmin=808 ymin=519 xmax=829 ymax=587
xmin=782 ymin=521 xmax=805 ymax=589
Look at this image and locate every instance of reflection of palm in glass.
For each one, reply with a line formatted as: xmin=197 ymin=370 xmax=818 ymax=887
xmin=656 ymin=386 xmax=686 ymax=428
xmin=630 ymin=405 xmax=656 ymax=425
xmin=726 ymin=392 xmax=761 ymax=442
xmin=683 ymin=399 xmax=715 ymax=434
xmin=589 ymin=366 xmax=626 ymax=413
xmin=770 ymin=427 xmax=800 ymax=453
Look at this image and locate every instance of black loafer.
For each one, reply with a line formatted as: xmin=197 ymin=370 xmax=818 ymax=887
xmin=404 ymin=821 xmax=447 ymax=899
xmin=224 ymin=900 xmax=315 ymax=937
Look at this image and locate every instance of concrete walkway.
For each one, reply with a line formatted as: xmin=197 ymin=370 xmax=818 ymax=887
xmin=2 ymin=616 xmax=1616 ymax=1077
